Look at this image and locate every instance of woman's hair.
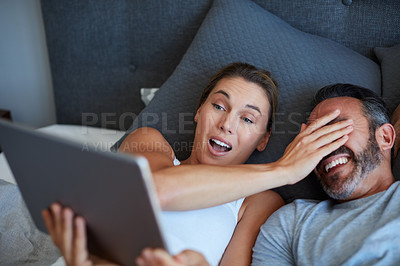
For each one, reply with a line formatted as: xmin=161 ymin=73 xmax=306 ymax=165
xmin=197 ymin=62 xmax=278 ymax=133
xmin=313 ymin=83 xmax=390 ymax=132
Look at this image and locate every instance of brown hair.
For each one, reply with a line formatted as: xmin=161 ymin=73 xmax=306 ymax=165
xmin=197 ymin=62 xmax=278 ymax=132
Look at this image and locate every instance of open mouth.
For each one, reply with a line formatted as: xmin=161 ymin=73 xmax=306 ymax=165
xmin=322 ymin=156 xmax=349 ymax=173
xmin=209 ymin=138 xmax=232 ymax=152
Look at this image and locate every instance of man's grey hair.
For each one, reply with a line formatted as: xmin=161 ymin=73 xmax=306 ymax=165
xmin=313 ymin=83 xmax=390 ymax=132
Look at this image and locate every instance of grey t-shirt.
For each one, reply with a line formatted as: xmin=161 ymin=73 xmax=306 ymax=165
xmin=252 ymin=181 xmax=400 ymax=266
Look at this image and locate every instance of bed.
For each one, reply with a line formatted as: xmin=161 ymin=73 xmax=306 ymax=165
xmin=1 ymin=0 xmax=400 ymax=264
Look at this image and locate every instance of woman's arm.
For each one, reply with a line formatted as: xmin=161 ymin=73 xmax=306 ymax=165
xmin=121 ymin=110 xmax=352 ymax=211
xmin=219 ymin=190 xmax=284 ymax=266
xmin=119 ymin=127 xmax=176 ymax=172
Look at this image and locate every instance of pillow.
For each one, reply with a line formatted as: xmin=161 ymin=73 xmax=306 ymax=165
xmin=114 ymin=0 xmax=380 ymax=202
xmin=140 ymin=88 xmax=160 ymax=106
xmin=375 ymin=44 xmax=400 ymax=179
xmin=374 ymin=44 xmax=400 ymax=115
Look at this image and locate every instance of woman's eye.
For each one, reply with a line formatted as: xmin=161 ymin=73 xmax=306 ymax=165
xmin=212 ymin=103 xmax=224 ymax=111
xmin=242 ymin=117 xmax=254 ymax=124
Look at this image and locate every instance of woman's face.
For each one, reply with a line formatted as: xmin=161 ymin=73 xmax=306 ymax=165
xmin=190 ymin=76 xmax=271 ymax=165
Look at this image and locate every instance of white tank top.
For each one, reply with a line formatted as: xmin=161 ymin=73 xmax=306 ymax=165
xmin=160 ymin=158 xmax=244 ymax=265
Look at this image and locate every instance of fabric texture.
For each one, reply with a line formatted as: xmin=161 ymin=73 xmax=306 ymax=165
xmin=140 ymin=88 xmax=160 ymax=106
xmin=161 ymin=198 xmax=244 ymax=266
xmin=41 ymin=0 xmax=212 ymax=129
xmin=373 ymin=44 xmax=400 ymax=180
xmin=0 ymin=180 xmax=61 ymax=265
xmin=375 ymin=44 xmax=400 ymax=114
xmin=253 ymin=0 xmax=400 ymax=61
xmin=113 ymin=0 xmax=380 ymax=202
xmin=41 ymin=0 xmax=400 ymax=129
xmin=393 ymin=154 xmax=400 ymax=181
xmin=252 ymin=181 xmax=400 ymax=265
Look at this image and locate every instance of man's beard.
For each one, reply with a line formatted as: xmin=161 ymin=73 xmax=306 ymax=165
xmin=317 ymin=132 xmax=383 ymax=200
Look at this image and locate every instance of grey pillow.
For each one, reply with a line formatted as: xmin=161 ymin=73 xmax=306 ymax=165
xmin=375 ymin=44 xmax=400 ymax=115
xmin=375 ymin=44 xmax=400 ymax=180
xmin=114 ymin=0 xmax=381 ymax=202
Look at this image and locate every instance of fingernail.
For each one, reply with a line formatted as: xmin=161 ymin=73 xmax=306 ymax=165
xmin=136 ymin=258 xmax=144 ymax=266
xmin=143 ymin=249 xmax=152 ymax=259
xmin=334 ymin=109 xmax=340 ymax=114
xmin=63 ymin=208 xmax=72 ymax=218
xmin=154 ymin=251 xmax=163 ymax=261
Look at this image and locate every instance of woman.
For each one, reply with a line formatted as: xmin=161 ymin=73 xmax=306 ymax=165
xmin=43 ymin=63 xmax=353 ymax=265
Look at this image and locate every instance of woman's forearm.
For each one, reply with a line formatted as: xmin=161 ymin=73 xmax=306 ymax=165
xmin=154 ymin=163 xmax=286 ymax=211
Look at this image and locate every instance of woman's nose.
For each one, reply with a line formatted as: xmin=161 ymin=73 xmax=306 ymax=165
xmin=219 ymin=114 xmax=235 ymax=134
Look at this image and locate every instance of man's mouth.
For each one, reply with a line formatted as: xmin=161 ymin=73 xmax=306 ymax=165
xmin=317 ymin=146 xmax=354 ymax=174
xmin=323 ymin=156 xmax=349 ymax=173
xmin=209 ymin=138 xmax=232 ymax=152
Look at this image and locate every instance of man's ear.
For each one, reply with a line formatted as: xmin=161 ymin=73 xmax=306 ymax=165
xmin=376 ymin=123 xmax=395 ymax=151
xmin=256 ymin=131 xmax=271 ymax=152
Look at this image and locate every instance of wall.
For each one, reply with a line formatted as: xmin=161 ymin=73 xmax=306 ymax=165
xmin=0 ymin=0 xmax=56 ymax=128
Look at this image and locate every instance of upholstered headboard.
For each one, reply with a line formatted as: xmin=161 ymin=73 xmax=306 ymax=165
xmin=41 ymin=0 xmax=213 ymax=129
xmin=41 ymin=0 xmax=400 ymax=129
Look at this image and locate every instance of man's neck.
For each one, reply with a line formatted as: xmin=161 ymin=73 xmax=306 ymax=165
xmin=339 ymin=166 xmax=395 ymax=202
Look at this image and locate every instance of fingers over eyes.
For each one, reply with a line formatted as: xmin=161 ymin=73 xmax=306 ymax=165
xmin=304 ymin=109 xmax=340 ymax=134
xmin=311 ymin=123 xmax=353 ymax=147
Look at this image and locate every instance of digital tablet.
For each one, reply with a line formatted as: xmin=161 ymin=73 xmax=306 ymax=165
xmin=0 ymin=119 xmax=168 ymax=266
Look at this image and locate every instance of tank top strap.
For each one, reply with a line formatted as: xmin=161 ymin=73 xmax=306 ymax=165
xmin=173 ymin=157 xmax=181 ymax=166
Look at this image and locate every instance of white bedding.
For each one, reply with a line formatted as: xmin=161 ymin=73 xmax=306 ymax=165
xmin=0 ymin=124 xmax=125 ymax=184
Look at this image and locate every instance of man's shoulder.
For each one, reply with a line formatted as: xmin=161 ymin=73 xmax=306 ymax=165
xmin=284 ymin=198 xmax=327 ymax=212
xmin=268 ymin=198 xmax=330 ymax=222
xmin=274 ymin=180 xmax=400 ymax=218
xmin=391 ymin=180 xmax=400 ymax=190
xmin=258 ymin=198 xmax=332 ymax=237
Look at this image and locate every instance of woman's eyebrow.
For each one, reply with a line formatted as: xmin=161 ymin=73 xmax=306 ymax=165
xmin=213 ymin=90 xmax=262 ymax=115
xmin=245 ymin=104 xmax=262 ymax=115
xmin=214 ymin=90 xmax=230 ymax=99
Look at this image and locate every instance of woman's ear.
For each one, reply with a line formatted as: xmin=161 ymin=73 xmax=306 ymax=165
xmin=194 ymin=107 xmax=202 ymax=123
xmin=376 ymin=123 xmax=395 ymax=151
xmin=256 ymin=131 xmax=271 ymax=152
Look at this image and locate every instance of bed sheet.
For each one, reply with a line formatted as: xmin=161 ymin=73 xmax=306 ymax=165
xmin=0 ymin=124 xmax=125 ymax=184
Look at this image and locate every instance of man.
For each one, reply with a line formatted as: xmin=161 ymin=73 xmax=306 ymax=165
xmin=126 ymin=83 xmax=400 ymax=265
xmin=252 ymin=83 xmax=400 ymax=265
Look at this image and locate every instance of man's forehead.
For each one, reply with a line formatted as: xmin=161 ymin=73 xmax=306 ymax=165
xmin=308 ymin=97 xmax=362 ymax=123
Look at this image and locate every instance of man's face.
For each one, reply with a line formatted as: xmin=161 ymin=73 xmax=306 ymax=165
xmin=310 ymin=97 xmax=383 ymax=200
